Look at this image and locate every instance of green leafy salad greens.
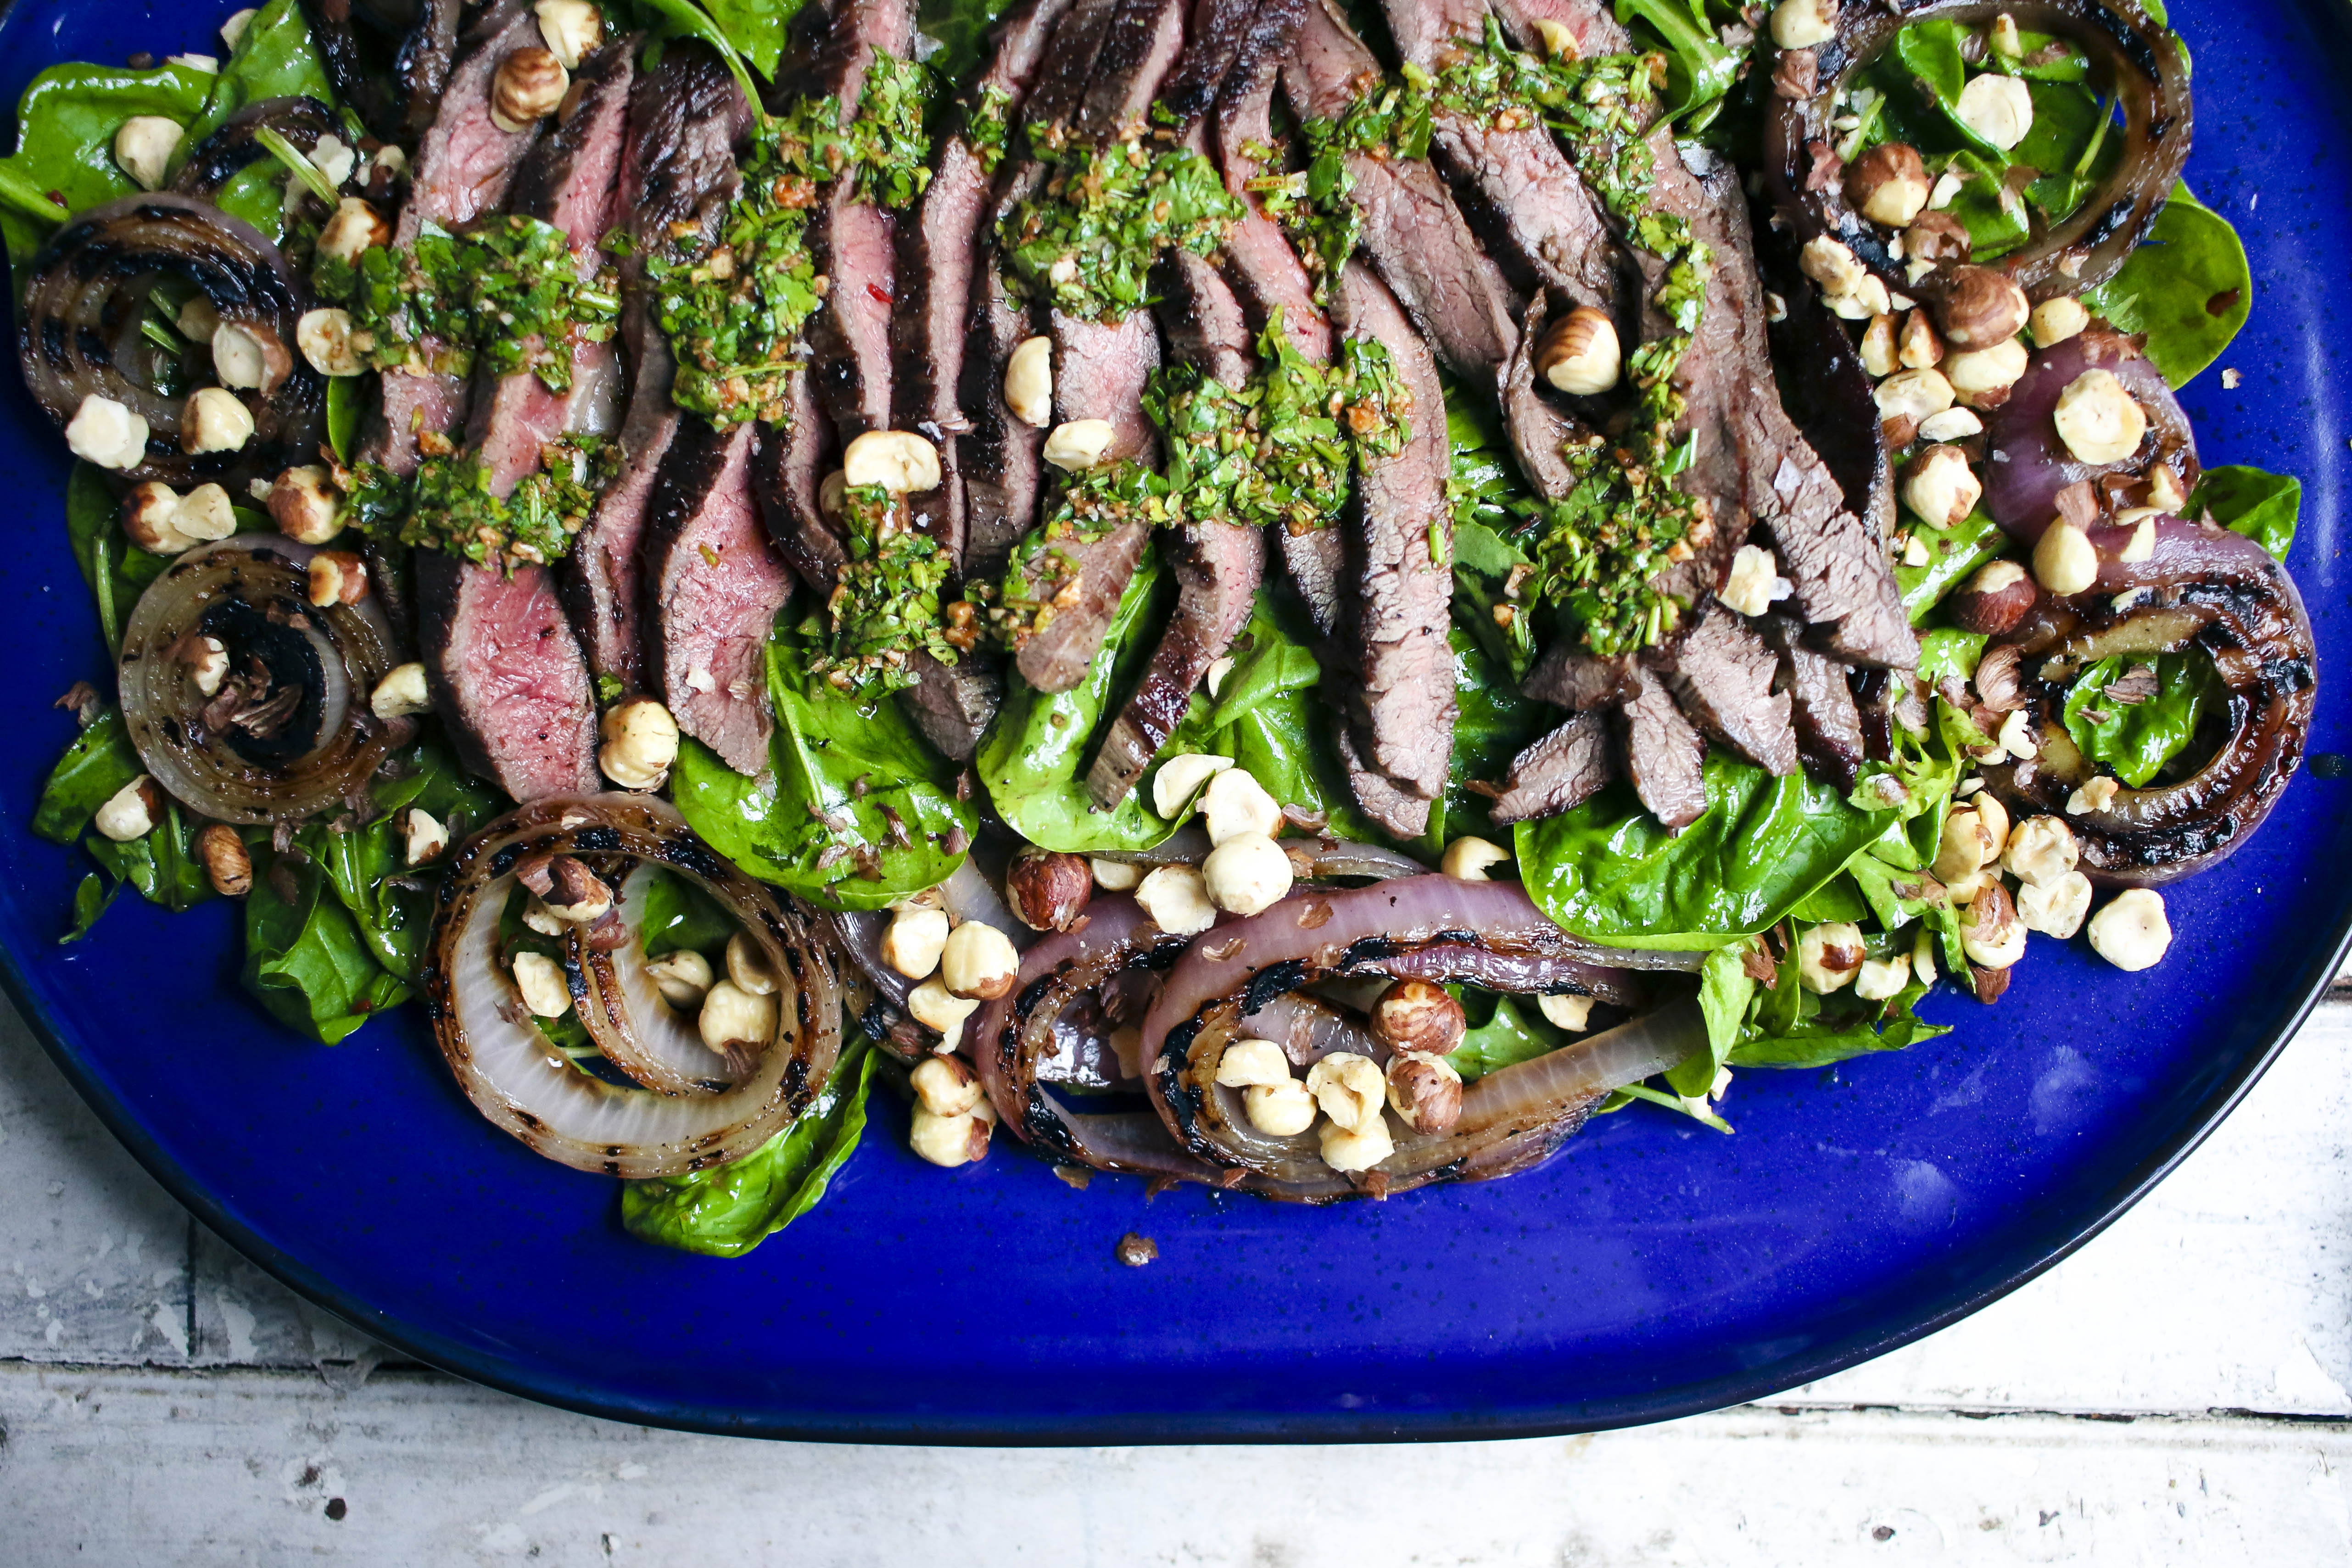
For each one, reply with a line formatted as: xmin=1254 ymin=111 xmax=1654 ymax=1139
xmin=9 ymin=0 xmax=2305 ymax=1251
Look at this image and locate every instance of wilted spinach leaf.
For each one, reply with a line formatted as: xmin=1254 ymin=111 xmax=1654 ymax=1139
xmin=2061 ymin=649 xmax=2219 ymax=789
xmin=242 ymin=843 xmax=411 ymax=1043
xmin=2082 ymin=184 xmax=2251 ymax=387
xmin=0 ymin=61 xmax=213 ymax=265
xmin=1445 ymin=993 xmax=1569 ymax=1082
xmin=2191 ymin=464 xmax=2299 ymax=562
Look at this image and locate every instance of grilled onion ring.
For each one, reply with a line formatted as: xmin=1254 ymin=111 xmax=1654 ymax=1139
xmin=118 ymin=536 xmax=408 ymax=824
xmin=1763 ymin=0 xmax=2192 ymax=305
xmin=171 ymin=97 xmax=343 ymax=204
xmin=1979 ymin=519 xmax=2314 ymax=885
xmin=424 ymin=796 xmax=846 ymax=1177
xmin=17 ymin=193 xmax=325 ymax=488
xmin=569 ymin=864 xmax=754 ymax=1096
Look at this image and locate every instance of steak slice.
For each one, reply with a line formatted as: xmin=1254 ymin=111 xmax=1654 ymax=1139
xmin=1209 ymin=0 xmax=1329 ymax=363
xmin=1491 ymin=709 xmax=1615 ymax=825
xmin=959 ymin=251 xmax=1049 ymax=584
xmin=1334 ymin=260 xmax=1456 ymax=811
xmin=561 ymin=44 xmax=751 ymax=689
xmin=1086 ymin=519 xmax=1265 ymax=805
xmin=1011 ymin=518 xmax=1153 ymax=692
xmin=1052 ymin=309 xmax=1162 ymax=465
xmin=753 ymin=364 xmax=846 ymax=593
xmin=1156 ymin=0 xmax=1261 ymax=131
xmin=1522 ymin=644 xmax=1631 ymax=710
xmin=642 ymin=421 xmax=795 ymax=775
xmin=1763 ymin=614 xmax=1866 ymax=790
xmin=1498 ymin=288 xmax=1586 ymax=500
xmin=1156 ymin=249 xmax=1255 ymax=392
xmin=1379 ymin=0 xmax=1620 ymax=312
xmin=364 ymin=2 xmax=545 ymax=475
xmin=1617 ymin=662 xmax=1707 ymax=830
xmin=1654 ymin=605 xmax=1798 ymax=776
xmin=417 ymin=552 xmax=600 ymax=801
xmin=902 ymin=652 xmax=1005 ymax=763
xmin=1023 ymin=0 xmax=1125 ymax=137
xmin=1078 ymin=0 xmax=1190 ymax=136
xmin=804 ymin=0 xmax=912 ymax=446
xmin=1285 ymin=0 xmax=1518 ymax=378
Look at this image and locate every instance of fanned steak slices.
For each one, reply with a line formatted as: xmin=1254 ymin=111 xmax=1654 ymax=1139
xmin=1378 ymin=0 xmax=1620 ymax=312
xmin=752 ymin=363 xmax=846 ymax=592
xmin=562 ymin=45 xmax=752 ymax=689
xmin=417 ymin=552 xmax=601 ymax=802
xmin=467 ymin=39 xmax=634 ymax=497
xmin=1156 ymin=250 xmax=1256 ymax=391
xmin=1275 ymin=524 xmax=1346 ymax=641
xmin=1654 ymin=605 xmax=1799 ymax=776
xmin=1210 ymin=0 xmax=1330 ymax=363
xmin=1052 ymin=310 xmax=1162 ymax=464
xmin=1078 ymin=0 xmax=1190 ymax=136
xmin=902 ymin=651 xmax=1006 ymax=763
xmin=1487 ymin=0 xmax=1631 ymax=56
xmin=1491 ymin=709 xmax=1616 ymax=825
xmin=363 ymin=3 xmax=547 ymax=475
xmin=643 ymin=421 xmax=795 ymax=776
xmin=1522 ymin=644 xmax=1631 ymax=710
xmin=959 ymin=252 xmax=1047 ymax=585
xmin=1013 ymin=518 xmax=1153 ymax=692
xmin=1022 ymin=0 xmax=1126 ymax=135
xmin=1762 ymin=615 xmax=1866 ymax=791
xmin=1156 ymin=0 xmax=1263 ymax=131
xmin=804 ymin=0 xmax=912 ymax=446
xmin=1086 ymin=519 xmax=1267 ymax=806
xmin=1499 ymin=289 xmax=1586 ymax=500
xmin=1617 ymin=662 xmax=1708 ymax=830
xmin=1333 ymin=726 xmax=1432 ymax=839
xmin=1334 ymin=260 xmax=1457 ymax=808
xmin=1285 ymin=0 xmax=1517 ymax=378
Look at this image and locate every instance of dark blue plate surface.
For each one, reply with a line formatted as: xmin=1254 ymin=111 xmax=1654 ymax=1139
xmin=3 ymin=0 xmax=2346 ymax=1443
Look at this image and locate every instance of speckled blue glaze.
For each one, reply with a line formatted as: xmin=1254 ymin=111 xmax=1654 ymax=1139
xmin=1 ymin=0 xmax=2344 ymax=1443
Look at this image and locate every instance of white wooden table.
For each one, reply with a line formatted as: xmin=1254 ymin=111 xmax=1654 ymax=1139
xmin=5 ymin=977 xmax=2349 ymax=1566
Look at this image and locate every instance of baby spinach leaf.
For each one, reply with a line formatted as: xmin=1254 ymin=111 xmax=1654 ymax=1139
xmin=296 ymin=740 xmax=502 ymax=981
xmin=1445 ymin=994 xmax=1569 ymax=1083
xmin=1678 ymin=941 xmax=1757 ymax=1096
xmin=696 ymin=0 xmax=803 ymax=78
xmin=178 ymin=0 xmax=335 ymax=158
xmin=2191 ymin=464 xmax=2299 ymax=562
xmin=61 ymin=874 xmax=121 ymax=945
xmin=35 ymin=707 xmax=143 ymax=845
xmin=0 ymin=61 xmax=213 ymax=266
xmin=919 ymin=0 xmax=1018 ymax=92
xmin=2081 ymin=183 xmax=2250 ymax=388
xmin=1892 ymin=19 xmax=1970 ymax=108
xmin=2061 ymin=649 xmax=2218 ymax=789
xmin=1897 ymin=507 xmax=2005 ymax=624
xmin=326 ymin=374 xmax=364 ymax=465
xmin=1416 ymin=627 xmax=1545 ymax=856
xmin=242 ymin=844 xmax=410 ymax=1043
xmin=1726 ymin=979 xmax=1948 ymax=1070
xmin=1915 ymin=626 xmax=1988 ymax=687
xmin=1613 ymin=0 xmax=1741 ymax=124
xmin=637 ymin=868 xmax=739 ymax=958
xmin=621 ymin=1034 xmax=876 ymax=1257
xmin=67 ymin=461 xmax=173 ymax=648
xmin=629 ymin=0 xmax=769 ymax=100
xmin=674 ymin=627 xmax=975 ymax=910
xmin=1203 ymin=597 xmax=1366 ymax=836
xmin=87 ymin=802 xmax=213 ymax=914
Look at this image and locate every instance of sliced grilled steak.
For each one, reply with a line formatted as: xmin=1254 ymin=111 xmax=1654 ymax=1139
xmin=1490 ymin=709 xmax=1615 ymax=824
xmin=561 ymin=44 xmax=752 ymax=689
xmin=1655 ymin=605 xmax=1798 ymax=776
xmin=1522 ymin=644 xmax=1630 ymax=710
xmin=1617 ymin=662 xmax=1707 ymax=829
xmin=643 ymin=421 xmax=795 ymax=775
xmin=1334 ymin=261 xmax=1456 ymax=814
xmin=1078 ymin=0 xmax=1190 ymax=136
xmin=1156 ymin=250 xmax=1256 ymax=391
xmin=466 ymin=38 xmax=632 ymax=495
xmin=1762 ymin=615 xmax=1866 ymax=790
xmin=804 ymin=0 xmax=912 ymax=446
xmin=1499 ymin=289 xmax=1585 ymax=499
xmin=960 ymin=252 xmax=1049 ymax=584
xmin=1087 ymin=520 xmax=1265 ymax=805
xmin=1285 ymin=0 xmax=1518 ymax=378
xmin=1379 ymin=0 xmax=1620 ymax=312
xmin=1012 ymin=519 xmax=1154 ymax=692
xmin=1156 ymin=0 xmax=1263 ymax=130
xmin=1334 ymin=725 xmax=1437 ymax=840
xmin=753 ymin=363 xmax=845 ymax=591
xmin=1487 ymin=0 xmax=1630 ymax=55
xmin=363 ymin=2 xmax=545 ymax=475
xmin=417 ymin=552 xmax=600 ymax=801
xmin=1210 ymin=0 xmax=1330 ymax=363
xmin=902 ymin=652 xmax=1006 ymax=763
xmin=1052 ymin=310 xmax=1163 ymax=464
xmin=1023 ymin=0 xmax=1126 ymax=136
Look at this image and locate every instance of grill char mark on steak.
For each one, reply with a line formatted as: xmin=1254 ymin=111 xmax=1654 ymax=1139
xmin=418 ymin=552 xmax=601 ymax=801
xmin=1763 ymin=614 xmax=1867 ymax=790
xmin=1491 ymin=709 xmax=1616 ymax=825
xmin=1654 ymin=605 xmax=1799 ymax=776
xmin=1333 ymin=260 xmax=1456 ymax=834
xmin=959 ymin=255 xmax=1049 ymax=586
xmin=1079 ymin=0 xmax=1191 ymax=136
xmin=1378 ymin=0 xmax=1620 ymax=313
xmin=1284 ymin=0 xmax=1518 ymax=378
xmin=753 ymin=364 xmax=845 ymax=593
xmin=1522 ymin=645 xmax=1632 ymax=712
xmin=1011 ymin=520 xmax=1155 ymax=692
xmin=642 ymin=421 xmax=796 ymax=775
xmin=1156 ymin=0 xmax=1263 ymax=131
xmin=1210 ymin=0 xmax=1329 ymax=363
xmin=804 ymin=0 xmax=913 ymax=446
xmin=560 ymin=42 xmax=752 ymax=690
xmin=362 ymin=4 xmax=546 ymax=476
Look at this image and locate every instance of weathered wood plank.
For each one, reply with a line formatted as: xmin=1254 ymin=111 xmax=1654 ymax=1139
xmin=1 ymin=1364 xmax=2347 ymax=1565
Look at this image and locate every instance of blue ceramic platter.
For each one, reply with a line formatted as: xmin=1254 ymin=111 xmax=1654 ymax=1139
xmin=3 ymin=0 xmax=2346 ymax=1444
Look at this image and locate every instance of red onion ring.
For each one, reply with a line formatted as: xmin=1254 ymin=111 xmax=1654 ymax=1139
xmin=422 ymin=796 xmax=845 ymax=1177
xmin=1983 ymin=329 xmax=2200 ymax=541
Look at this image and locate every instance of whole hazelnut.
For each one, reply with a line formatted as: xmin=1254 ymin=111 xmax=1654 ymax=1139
xmin=1369 ymin=979 xmax=1466 ymax=1058
xmin=1386 ymin=1055 xmax=1464 ymax=1135
xmin=1937 ymin=266 xmax=2030 ymax=349
xmin=491 ymin=46 xmax=569 ymax=134
xmin=1944 ymin=558 xmax=2037 ymax=636
xmin=1005 ymin=848 xmax=1093 ymax=932
xmin=196 ymin=822 xmax=252 ymax=898
xmin=1535 ymin=306 xmax=1621 ymax=396
xmin=1844 ymin=141 xmax=1930 ymax=228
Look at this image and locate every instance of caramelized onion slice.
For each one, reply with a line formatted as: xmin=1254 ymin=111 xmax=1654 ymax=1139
xmin=118 ymin=536 xmax=408 ymax=824
xmin=423 ymin=795 xmax=845 ymax=1177
xmin=570 ymin=864 xmax=753 ymax=1096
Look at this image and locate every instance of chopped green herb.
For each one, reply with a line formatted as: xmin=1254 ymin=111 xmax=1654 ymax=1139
xmin=999 ymin=131 xmax=1244 ymax=322
xmin=804 ymin=484 xmax=967 ymax=695
xmin=352 ymin=434 xmax=620 ymax=569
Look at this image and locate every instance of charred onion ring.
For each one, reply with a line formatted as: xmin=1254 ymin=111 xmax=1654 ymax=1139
xmin=1763 ymin=0 xmax=2191 ymax=304
xmin=18 ymin=193 xmax=325 ymax=488
xmin=171 ymin=97 xmax=343 ymax=205
xmin=299 ymin=0 xmax=463 ymax=143
xmin=1983 ymin=328 xmax=2200 ymax=540
xmin=118 ymin=537 xmax=408 ymax=824
xmin=1979 ymin=519 xmax=2313 ymax=885
xmin=1139 ymin=876 xmax=1693 ymax=1200
xmin=424 ymin=795 xmax=845 ymax=1177
xmin=569 ymin=864 xmax=755 ymax=1096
